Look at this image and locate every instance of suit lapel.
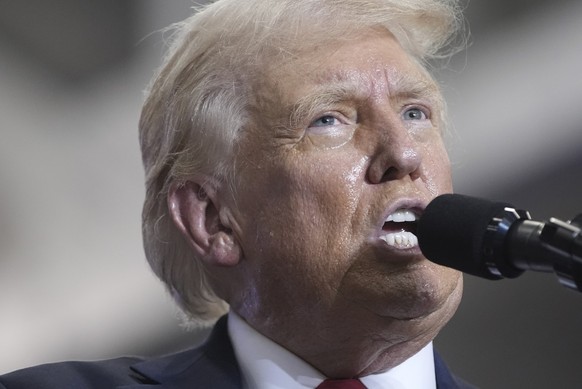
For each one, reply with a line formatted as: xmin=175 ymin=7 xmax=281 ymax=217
xmin=434 ymin=350 xmax=475 ymax=389
xmin=119 ymin=316 xmax=242 ymax=389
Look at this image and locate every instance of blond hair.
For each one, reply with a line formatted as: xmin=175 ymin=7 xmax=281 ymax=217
xmin=139 ymin=0 xmax=463 ymax=326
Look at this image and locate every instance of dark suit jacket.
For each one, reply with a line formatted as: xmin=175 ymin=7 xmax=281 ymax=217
xmin=0 ymin=316 xmax=475 ymax=388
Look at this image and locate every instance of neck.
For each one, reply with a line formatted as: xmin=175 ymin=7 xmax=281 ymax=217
xmin=239 ymin=310 xmax=439 ymax=378
xmin=294 ymin=324 xmax=435 ymax=378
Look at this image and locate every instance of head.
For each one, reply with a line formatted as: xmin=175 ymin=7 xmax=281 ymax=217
xmin=140 ymin=0 xmax=463 ymax=374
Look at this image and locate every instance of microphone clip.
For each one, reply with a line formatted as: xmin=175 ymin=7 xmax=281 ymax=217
xmin=539 ymin=216 xmax=582 ymax=291
xmin=484 ymin=207 xmax=530 ymax=279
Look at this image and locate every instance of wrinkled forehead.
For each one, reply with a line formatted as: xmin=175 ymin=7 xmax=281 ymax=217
xmin=309 ymin=60 xmax=439 ymax=99
xmin=252 ymin=29 xmax=441 ymax=118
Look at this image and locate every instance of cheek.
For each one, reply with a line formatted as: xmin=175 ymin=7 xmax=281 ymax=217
xmin=420 ymin=139 xmax=452 ymax=196
xmin=265 ymin=152 xmax=367 ymax=223
xmin=237 ymin=153 xmax=368 ymax=273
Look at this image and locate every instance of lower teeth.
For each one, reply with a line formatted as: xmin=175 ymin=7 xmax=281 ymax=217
xmin=380 ymin=231 xmax=418 ymax=248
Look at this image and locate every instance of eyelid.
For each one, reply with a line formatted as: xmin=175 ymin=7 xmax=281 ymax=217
xmin=402 ymin=103 xmax=431 ymax=120
xmin=307 ymin=110 xmax=353 ymax=128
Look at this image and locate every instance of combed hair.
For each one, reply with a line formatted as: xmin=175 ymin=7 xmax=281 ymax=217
xmin=139 ymin=0 xmax=464 ymax=326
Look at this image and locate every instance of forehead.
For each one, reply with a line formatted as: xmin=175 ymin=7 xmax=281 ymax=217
xmin=262 ymin=30 xmax=438 ymax=107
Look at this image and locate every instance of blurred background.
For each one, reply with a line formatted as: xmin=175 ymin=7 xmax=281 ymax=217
xmin=0 ymin=0 xmax=581 ymax=387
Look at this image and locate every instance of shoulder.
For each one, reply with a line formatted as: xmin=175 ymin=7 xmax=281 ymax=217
xmin=0 ymin=357 xmax=148 ymax=389
xmin=0 ymin=316 xmax=241 ymax=389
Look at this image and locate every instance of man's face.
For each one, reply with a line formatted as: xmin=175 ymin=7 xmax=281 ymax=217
xmin=225 ymin=30 xmax=462 ymax=362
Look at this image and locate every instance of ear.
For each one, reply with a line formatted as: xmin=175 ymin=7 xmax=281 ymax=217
xmin=167 ymin=179 xmax=241 ymax=267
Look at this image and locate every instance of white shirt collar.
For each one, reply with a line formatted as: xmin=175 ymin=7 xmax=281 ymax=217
xmin=227 ymin=312 xmax=436 ymax=389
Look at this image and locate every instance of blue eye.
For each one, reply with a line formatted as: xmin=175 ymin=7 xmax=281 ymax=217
xmin=403 ymin=108 xmax=427 ymax=121
xmin=309 ymin=115 xmax=338 ymax=127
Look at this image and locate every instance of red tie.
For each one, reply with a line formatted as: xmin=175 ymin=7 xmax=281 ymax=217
xmin=315 ymin=378 xmax=367 ymax=389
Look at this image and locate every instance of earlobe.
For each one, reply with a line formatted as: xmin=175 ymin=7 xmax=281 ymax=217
xmin=167 ymin=179 xmax=241 ymax=267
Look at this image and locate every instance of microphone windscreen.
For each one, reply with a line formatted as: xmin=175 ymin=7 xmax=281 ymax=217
xmin=417 ymin=194 xmax=512 ymax=279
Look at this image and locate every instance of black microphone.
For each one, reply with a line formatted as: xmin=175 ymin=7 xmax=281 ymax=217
xmin=417 ymin=194 xmax=582 ymax=292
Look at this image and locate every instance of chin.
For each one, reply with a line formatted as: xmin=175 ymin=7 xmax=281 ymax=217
xmin=398 ymin=262 xmax=462 ymax=319
xmin=350 ymin=258 xmax=463 ymax=322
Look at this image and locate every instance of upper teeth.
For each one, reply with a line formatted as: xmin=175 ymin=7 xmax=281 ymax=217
xmin=386 ymin=209 xmax=417 ymax=223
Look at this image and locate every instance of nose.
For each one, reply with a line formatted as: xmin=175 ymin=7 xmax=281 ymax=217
xmin=367 ymin=125 xmax=423 ymax=184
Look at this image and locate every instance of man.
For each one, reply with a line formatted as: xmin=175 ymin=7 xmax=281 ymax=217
xmin=0 ymin=0 xmax=471 ymax=387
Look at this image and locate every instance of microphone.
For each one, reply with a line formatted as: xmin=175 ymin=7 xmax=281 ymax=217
xmin=417 ymin=194 xmax=582 ymax=292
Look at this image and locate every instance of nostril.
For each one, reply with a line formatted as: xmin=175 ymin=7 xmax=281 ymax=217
xmin=409 ymin=168 xmax=422 ymax=181
xmin=378 ymin=166 xmax=422 ymax=183
xmin=380 ymin=166 xmax=399 ymax=182
xmin=367 ymin=146 xmax=423 ymax=183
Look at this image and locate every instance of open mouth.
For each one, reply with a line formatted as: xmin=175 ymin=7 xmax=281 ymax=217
xmin=380 ymin=209 xmax=419 ymax=249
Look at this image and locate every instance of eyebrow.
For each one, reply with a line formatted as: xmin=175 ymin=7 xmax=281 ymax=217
xmin=288 ymin=81 xmax=363 ymax=128
xmin=286 ymin=69 xmax=442 ymax=128
xmin=389 ymin=72 xmax=441 ymax=101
